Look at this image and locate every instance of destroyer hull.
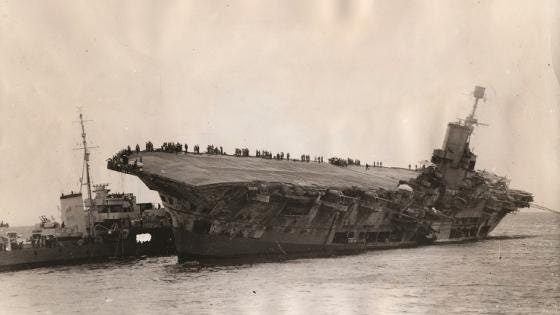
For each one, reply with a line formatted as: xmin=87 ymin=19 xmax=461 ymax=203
xmin=0 ymin=230 xmax=175 ymax=272
xmin=0 ymin=243 xmax=114 ymax=272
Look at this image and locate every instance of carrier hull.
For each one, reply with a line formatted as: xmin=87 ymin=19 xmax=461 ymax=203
xmin=166 ymin=209 xmax=507 ymax=263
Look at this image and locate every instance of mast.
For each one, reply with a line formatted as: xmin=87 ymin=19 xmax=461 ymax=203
xmin=74 ymin=110 xmax=98 ymax=237
xmin=79 ymin=113 xmax=94 ymax=208
xmin=464 ymin=86 xmax=487 ymax=130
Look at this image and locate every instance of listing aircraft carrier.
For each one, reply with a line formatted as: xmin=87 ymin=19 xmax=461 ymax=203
xmin=108 ymin=86 xmax=533 ymax=263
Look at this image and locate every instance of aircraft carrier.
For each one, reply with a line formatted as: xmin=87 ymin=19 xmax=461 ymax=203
xmin=107 ymin=86 xmax=533 ymax=263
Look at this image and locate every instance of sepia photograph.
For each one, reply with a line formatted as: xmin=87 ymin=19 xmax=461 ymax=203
xmin=1 ymin=1 xmax=559 ymax=314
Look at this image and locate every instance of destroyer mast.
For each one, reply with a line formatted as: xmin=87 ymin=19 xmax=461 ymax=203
xmin=74 ymin=111 xmax=97 ymax=236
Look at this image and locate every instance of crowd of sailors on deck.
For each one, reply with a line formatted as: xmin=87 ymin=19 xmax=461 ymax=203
xmin=235 ymin=148 xmax=249 ymax=157
xmin=30 ymin=235 xmax=59 ymax=249
xmin=329 ymin=157 xmax=362 ymax=167
xmin=365 ymin=161 xmax=384 ymax=170
xmin=407 ymin=164 xmax=425 ymax=171
xmin=207 ymin=145 xmax=224 ymax=155
xmin=256 ymin=150 xmax=273 ymax=159
xmin=145 ymin=141 xmax=155 ymax=152
xmin=107 ymin=149 xmax=141 ymax=174
xmin=108 ymin=141 xmax=397 ymax=172
xmin=161 ymin=142 xmax=184 ymax=153
xmin=0 ymin=238 xmax=21 ymax=251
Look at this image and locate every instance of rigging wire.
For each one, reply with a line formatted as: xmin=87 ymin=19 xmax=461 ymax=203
xmin=79 ymin=157 xmax=85 ymax=194
xmin=530 ymin=203 xmax=560 ymax=215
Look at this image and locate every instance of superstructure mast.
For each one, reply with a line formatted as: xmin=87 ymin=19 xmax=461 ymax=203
xmin=464 ymin=85 xmax=487 ymax=130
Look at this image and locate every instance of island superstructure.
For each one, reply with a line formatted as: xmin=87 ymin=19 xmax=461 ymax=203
xmin=108 ymin=86 xmax=533 ymax=262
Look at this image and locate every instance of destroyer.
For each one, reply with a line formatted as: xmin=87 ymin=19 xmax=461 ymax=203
xmin=108 ymin=86 xmax=533 ymax=263
xmin=0 ymin=113 xmax=174 ymax=272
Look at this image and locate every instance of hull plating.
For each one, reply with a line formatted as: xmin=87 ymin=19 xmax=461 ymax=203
xmin=138 ymin=173 xmax=510 ymax=262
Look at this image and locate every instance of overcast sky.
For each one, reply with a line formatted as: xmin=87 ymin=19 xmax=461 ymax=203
xmin=1 ymin=0 xmax=559 ymax=225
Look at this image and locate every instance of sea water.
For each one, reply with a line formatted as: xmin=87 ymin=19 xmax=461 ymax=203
xmin=0 ymin=211 xmax=558 ymax=315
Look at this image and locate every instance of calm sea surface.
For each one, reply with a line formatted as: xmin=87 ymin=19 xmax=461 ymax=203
xmin=1 ymin=211 xmax=558 ymax=315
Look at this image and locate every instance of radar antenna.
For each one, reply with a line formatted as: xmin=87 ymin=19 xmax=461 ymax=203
xmin=464 ymin=86 xmax=488 ymax=128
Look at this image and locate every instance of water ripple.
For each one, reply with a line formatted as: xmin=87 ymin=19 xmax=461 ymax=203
xmin=0 ymin=212 xmax=558 ymax=315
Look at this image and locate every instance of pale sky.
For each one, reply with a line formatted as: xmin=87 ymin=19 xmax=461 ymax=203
xmin=1 ymin=0 xmax=559 ymax=226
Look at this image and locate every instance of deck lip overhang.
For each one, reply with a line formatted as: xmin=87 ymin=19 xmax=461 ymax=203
xmin=111 ymin=152 xmax=418 ymax=191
